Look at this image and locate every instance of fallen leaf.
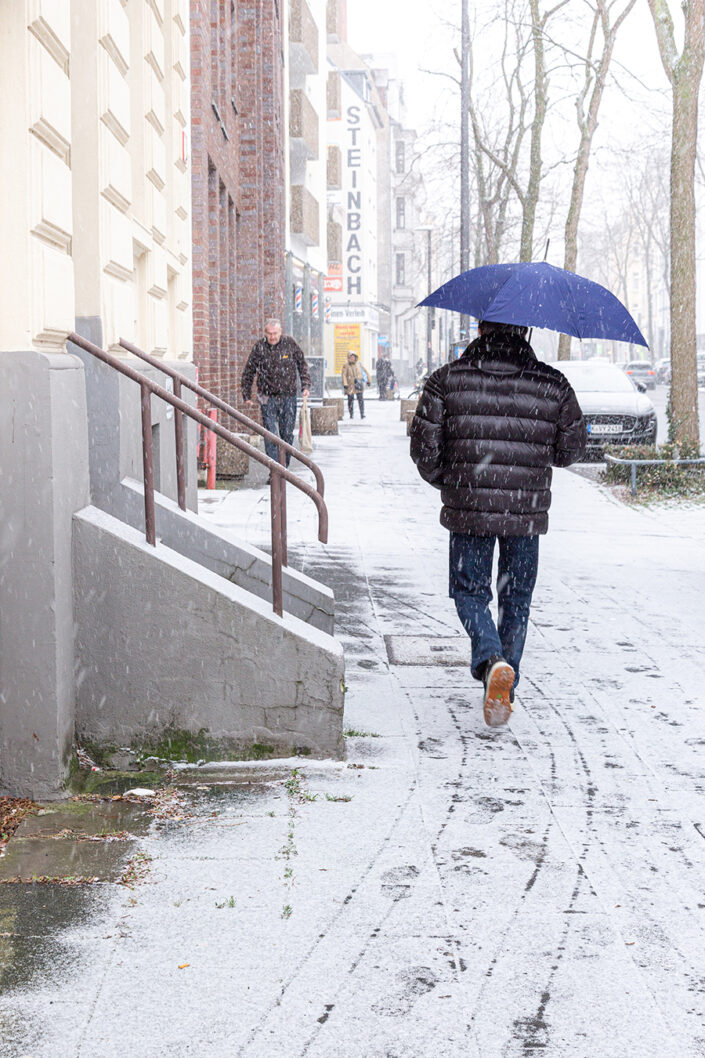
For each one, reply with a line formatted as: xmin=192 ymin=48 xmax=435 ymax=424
xmin=178 ymin=963 xmax=190 ymax=969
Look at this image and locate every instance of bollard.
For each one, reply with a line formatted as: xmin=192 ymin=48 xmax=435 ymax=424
xmin=310 ymin=405 xmax=339 ymax=435
xmin=216 ymin=433 xmax=251 ymax=477
xmin=400 ymin=397 xmax=418 ymax=421
xmin=322 ymin=397 xmax=344 ymax=420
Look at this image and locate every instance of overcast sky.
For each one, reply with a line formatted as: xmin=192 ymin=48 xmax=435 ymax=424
xmin=347 ymin=0 xmax=670 ymax=134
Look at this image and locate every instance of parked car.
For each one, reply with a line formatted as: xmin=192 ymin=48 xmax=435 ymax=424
xmin=655 ymin=358 xmax=671 ymax=384
xmin=623 ymin=360 xmax=656 ymax=389
xmin=550 ymin=360 xmax=657 ymax=457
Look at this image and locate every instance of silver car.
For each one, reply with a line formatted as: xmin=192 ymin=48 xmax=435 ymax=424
xmin=549 ymin=360 xmax=657 ymax=456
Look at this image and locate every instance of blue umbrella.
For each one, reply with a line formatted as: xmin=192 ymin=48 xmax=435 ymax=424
xmin=419 ymin=261 xmax=648 ymax=347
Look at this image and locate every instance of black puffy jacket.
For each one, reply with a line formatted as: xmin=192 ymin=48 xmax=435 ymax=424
xmin=241 ymin=336 xmax=311 ymax=400
xmin=409 ymin=334 xmax=586 ymax=536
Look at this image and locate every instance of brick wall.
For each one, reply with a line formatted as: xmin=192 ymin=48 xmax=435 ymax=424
xmin=191 ymin=0 xmax=285 ymax=413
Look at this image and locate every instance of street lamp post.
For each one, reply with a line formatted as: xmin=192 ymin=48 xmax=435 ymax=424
xmin=425 ymin=228 xmax=434 ymax=375
xmin=460 ymin=0 xmax=470 ymax=341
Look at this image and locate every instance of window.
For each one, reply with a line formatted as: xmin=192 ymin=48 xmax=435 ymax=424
xmin=396 ymin=253 xmax=405 ymax=286
xmin=396 ymin=197 xmax=406 ymax=229
xmin=395 ymin=141 xmax=405 ymax=174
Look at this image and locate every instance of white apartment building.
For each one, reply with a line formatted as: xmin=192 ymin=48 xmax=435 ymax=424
xmin=390 ymin=117 xmax=429 ymax=380
xmin=325 ymin=42 xmax=386 ymax=378
xmin=285 ymin=0 xmax=328 ymax=370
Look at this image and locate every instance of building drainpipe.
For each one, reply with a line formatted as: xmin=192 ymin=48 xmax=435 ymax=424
xmin=285 ymin=251 xmax=294 ymax=335
xmin=426 ymin=228 xmax=434 ymax=374
xmin=304 ymin=262 xmax=311 ymax=353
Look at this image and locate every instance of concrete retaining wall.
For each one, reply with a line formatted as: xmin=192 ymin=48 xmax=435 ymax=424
xmin=73 ymin=507 xmax=345 ymax=759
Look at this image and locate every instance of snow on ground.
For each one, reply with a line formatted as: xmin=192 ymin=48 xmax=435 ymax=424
xmin=3 ymin=399 xmax=705 ymax=1057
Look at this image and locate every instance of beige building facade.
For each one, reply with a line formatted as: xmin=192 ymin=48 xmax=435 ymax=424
xmin=0 ymin=0 xmax=194 ymax=797
xmin=1 ymin=0 xmax=192 ymax=360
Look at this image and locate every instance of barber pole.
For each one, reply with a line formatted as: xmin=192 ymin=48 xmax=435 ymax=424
xmin=295 ymin=284 xmax=303 ymax=314
xmin=312 ymin=289 xmax=319 ymax=319
xmin=324 ymin=297 xmax=331 ymax=323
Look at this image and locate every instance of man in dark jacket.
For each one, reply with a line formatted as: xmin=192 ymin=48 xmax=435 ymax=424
xmin=410 ymin=320 xmax=586 ymax=727
xmin=242 ymin=318 xmax=311 ymax=466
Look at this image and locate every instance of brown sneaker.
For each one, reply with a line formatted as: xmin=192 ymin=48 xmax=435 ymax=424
xmin=483 ymin=659 xmax=515 ymax=728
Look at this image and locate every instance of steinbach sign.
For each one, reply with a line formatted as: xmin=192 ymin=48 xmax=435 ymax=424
xmin=345 ymin=104 xmax=363 ymax=297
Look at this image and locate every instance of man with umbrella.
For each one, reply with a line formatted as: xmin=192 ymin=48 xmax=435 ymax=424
xmin=410 ymin=317 xmax=586 ymax=726
xmin=410 ymin=261 xmax=646 ymax=726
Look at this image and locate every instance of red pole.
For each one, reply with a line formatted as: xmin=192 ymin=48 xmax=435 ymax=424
xmin=206 ymin=408 xmax=217 ymax=489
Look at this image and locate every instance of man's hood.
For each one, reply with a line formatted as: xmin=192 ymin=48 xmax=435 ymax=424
xmin=461 ymin=333 xmax=537 ymax=376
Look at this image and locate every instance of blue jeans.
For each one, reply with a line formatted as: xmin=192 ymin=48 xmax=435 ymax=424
xmin=449 ymin=533 xmax=539 ymax=688
xmin=260 ymin=396 xmax=297 ymax=466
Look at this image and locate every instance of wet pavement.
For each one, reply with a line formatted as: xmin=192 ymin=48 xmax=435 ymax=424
xmin=2 ymin=399 xmax=705 ymax=1056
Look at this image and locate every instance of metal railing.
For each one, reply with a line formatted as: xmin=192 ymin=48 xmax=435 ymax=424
xmin=118 ymin=338 xmax=324 ymax=569
xmin=68 ymin=332 xmax=328 ymax=617
xmin=604 ymin=453 xmax=705 ymax=496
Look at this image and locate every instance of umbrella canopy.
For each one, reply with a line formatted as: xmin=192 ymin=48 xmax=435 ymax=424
xmin=419 ymin=261 xmax=648 ymax=347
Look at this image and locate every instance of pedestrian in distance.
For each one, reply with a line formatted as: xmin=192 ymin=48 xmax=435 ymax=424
xmin=342 ymin=351 xmax=366 ymax=419
xmin=410 ymin=320 xmax=586 ymax=727
xmin=241 ymin=318 xmax=311 ymax=470
xmin=376 ymin=353 xmax=393 ymax=400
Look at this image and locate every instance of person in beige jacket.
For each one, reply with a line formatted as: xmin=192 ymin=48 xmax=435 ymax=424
xmin=341 ymin=351 xmax=366 ymax=419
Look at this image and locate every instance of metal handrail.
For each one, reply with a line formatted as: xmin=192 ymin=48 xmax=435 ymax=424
xmin=118 ymin=337 xmax=324 ymax=569
xmin=604 ymin=453 xmax=705 ymax=496
xmin=118 ymin=337 xmax=325 ymax=497
xmin=68 ymin=332 xmax=328 ymax=617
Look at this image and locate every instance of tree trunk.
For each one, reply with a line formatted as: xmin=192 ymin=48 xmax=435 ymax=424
xmin=460 ymin=0 xmax=470 ymax=340
xmin=558 ymin=1 xmax=636 ymax=361
xmin=644 ymin=231 xmax=655 ymax=354
xmin=557 ymin=123 xmax=592 ymax=358
xmin=558 ymin=87 xmax=607 ymax=357
xmin=669 ymin=69 xmax=701 ymax=443
xmin=519 ymin=0 xmax=547 ymax=261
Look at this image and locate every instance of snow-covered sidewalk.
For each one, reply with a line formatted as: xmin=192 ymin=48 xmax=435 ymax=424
xmin=3 ymin=399 xmax=705 ymax=1057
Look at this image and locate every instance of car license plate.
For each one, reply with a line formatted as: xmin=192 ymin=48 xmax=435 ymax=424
xmin=588 ymin=423 xmax=622 ymax=435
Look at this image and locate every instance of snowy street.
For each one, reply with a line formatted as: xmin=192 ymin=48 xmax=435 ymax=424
xmin=3 ymin=399 xmax=705 ymax=1057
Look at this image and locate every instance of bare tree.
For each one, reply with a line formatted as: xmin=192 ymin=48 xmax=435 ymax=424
xmin=557 ymin=0 xmax=637 ymax=360
xmin=466 ymin=5 xmax=531 ymax=263
xmin=647 ymin=0 xmax=705 ymax=445
xmin=520 ymin=0 xmax=570 ymax=259
xmin=622 ymin=148 xmax=671 ymax=355
xmin=465 ymin=0 xmax=572 ymax=264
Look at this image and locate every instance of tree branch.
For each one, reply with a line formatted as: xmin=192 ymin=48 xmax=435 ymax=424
xmin=646 ymin=0 xmax=679 ymax=80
